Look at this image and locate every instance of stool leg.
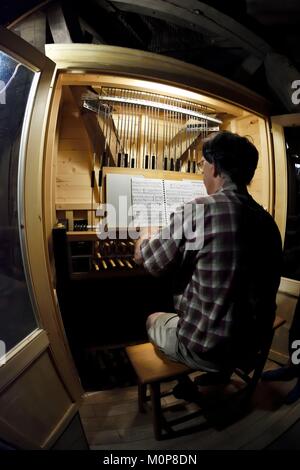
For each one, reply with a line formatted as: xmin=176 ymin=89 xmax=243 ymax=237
xmin=138 ymin=383 xmax=147 ymax=413
xmin=150 ymin=382 xmax=162 ymax=440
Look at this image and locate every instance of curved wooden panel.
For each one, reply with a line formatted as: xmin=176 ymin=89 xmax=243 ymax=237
xmin=45 ymin=44 xmax=271 ymax=116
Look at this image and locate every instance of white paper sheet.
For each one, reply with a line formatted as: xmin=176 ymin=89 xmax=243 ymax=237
xmin=131 ymin=177 xmax=166 ymax=227
xmin=164 ymin=179 xmax=207 ymax=221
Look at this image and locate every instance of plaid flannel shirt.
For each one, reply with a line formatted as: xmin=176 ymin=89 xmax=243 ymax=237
xmin=140 ymin=180 xmax=282 ymax=361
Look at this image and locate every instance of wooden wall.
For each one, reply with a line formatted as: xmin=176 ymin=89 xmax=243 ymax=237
xmin=56 ymin=88 xmax=98 ymax=209
xmin=223 ymin=113 xmax=271 ymax=211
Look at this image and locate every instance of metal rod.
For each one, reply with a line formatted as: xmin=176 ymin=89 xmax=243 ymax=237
xmin=115 ymin=101 xmax=120 ymax=161
xmin=144 ymin=104 xmax=150 ymax=169
xmin=133 ymin=98 xmax=139 ymax=168
xmin=129 ymin=91 xmax=134 ymax=161
xmin=142 ymin=102 xmax=147 ymax=168
xmin=124 ymin=91 xmax=129 ymax=167
xmin=149 ymin=103 xmax=153 ymax=161
xmin=180 ymin=101 xmax=184 ymax=170
xmin=162 ymin=104 xmax=167 ymax=170
xmin=118 ymin=95 xmax=125 ymax=166
xmin=96 ymin=95 xmax=222 ymax=124
xmin=107 ymin=102 xmax=113 ymax=166
xmin=166 ymin=98 xmax=169 ymax=169
xmin=156 ymin=105 xmax=159 ymax=168
xmin=131 ymin=101 xmax=137 ymax=168
xmin=98 ymin=95 xmax=108 ymax=186
xmin=168 ymin=99 xmax=173 ymax=170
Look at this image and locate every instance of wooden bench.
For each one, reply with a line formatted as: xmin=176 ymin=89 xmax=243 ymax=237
xmin=126 ymin=316 xmax=286 ymax=440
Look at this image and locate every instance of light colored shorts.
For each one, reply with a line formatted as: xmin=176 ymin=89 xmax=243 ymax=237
xmin=147 ymin=312 xmax=222 ymax=373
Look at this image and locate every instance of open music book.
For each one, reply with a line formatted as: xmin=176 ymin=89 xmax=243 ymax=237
xmin=131 ymin=177 xmax=207 ymax=227
xmin=105 ymin=173 xmax=207 ymax=227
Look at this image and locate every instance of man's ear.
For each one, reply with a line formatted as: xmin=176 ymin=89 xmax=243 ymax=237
xmin=212 ymin=162 xmax=219 ymax=178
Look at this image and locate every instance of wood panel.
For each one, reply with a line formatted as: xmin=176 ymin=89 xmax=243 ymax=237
xmin=0 ymin=351 xmax=76 ymax=448
xmin=56 ymin=91 xmax=99 ymax=206
xmin=60 ymin=74 xmax=244 ymax=117
xmin=102 ymin=166 xmax=202 ymax=180
xmin=228 ymin=114 xmax=271 ymax=211
xmin=271 ymin=114 xmax=300 ymax=127
xmin=0 ymin=330 xmax=78 ymax=449
xmin=51 ymin=413 xmax=88 ymax=450
xmin=45 ymin=45 xmax=271 ymax=116
xmin=70 ymin=86 xmax=117 ymax=166
xmin=271 ymin=120 xmax=288 ymax=243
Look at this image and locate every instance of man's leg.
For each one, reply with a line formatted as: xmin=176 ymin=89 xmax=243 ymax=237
xmin=146 ymin=312 xmax=166 ymax=331
xmin=146 ymin=312 xmax=181 ymax=362
xmin=146 ymin=312 xmax=200 ymax=400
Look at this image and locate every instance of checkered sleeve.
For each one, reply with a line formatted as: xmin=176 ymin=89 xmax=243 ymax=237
xmin=140 ymin=210 xmax=184 ymax=276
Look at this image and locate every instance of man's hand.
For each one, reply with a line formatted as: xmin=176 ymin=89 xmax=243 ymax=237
xmin=134 ymin=226 xmax=160 ymax=265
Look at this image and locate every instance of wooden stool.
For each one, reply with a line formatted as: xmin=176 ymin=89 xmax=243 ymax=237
xmin=126 ymin=316 xmax=286 ymax=440
xmin=125 ymin=342 xmax=194 ymax=439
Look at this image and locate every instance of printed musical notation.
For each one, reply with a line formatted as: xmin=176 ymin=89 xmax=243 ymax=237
xmin=131 ymin=178 xmax=165 ymax=226
xmin=131 ymin=177 xmax=207 ymax=226
xmin=164 ymin=180 xmax=207 ymax=221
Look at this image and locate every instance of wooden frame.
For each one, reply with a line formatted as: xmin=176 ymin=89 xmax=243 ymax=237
xmin=43 ymin=42 xmax=283 ymax=384
xmin=45 ymin=44 xmax=272 ymax=116
xmin=44 ymin=47 xmax=274 ymax=222
xmin=271 ymin=120 xmax=288 ymax=243
xmin=271 ymin=114 xmax=300 ymax=244
xmin=0 ymin=27 xmax=83 ymax=449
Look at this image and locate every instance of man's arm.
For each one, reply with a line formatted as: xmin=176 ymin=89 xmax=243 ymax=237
xmin=134 ymin=227 xmax=160 ymax=265
xmin=134 ymin=209 xmax=186 ymax=276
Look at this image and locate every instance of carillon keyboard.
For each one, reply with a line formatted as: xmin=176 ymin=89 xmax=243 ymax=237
xmin=93 ymin=239 xmax=136 ymax=272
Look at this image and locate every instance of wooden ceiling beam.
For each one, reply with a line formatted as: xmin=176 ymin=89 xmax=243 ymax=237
xmin=46 ymin=2 xmax=72 ymax=43
xmin=111 ymin=0 xmax=271 ymax=58
xmin=9 ymin=11 xmax=47 ymax=53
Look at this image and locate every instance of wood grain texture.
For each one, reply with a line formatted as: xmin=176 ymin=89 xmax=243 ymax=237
xmin=80 ymin=360 xmax=300 ymax=450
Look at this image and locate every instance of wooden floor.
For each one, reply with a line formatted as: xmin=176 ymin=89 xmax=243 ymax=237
xmin=80 ymin=360 xmax=300 ymax=450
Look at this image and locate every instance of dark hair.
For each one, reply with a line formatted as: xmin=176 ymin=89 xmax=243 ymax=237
xmin=202 ymin=131 xmax=259 ymax=186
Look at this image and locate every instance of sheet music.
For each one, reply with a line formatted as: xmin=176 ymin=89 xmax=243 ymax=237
xmin=187 ymin=180 xmax=207 ymax=199
xmin=164 ymin=180 xmax=207 ymax=222
xmin=106 ymin=172 xmax=207 ymax=228
xmin=131 ymin=177 xmax=166 ymax=227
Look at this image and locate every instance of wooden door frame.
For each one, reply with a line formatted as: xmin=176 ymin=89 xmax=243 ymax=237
xmin=269 ymin=115 xmax=300 ymax=364
xmin=271 ymin=113 xmax=300 ymax=246
xmin=0 ymin=27 xmax=83 ymax=448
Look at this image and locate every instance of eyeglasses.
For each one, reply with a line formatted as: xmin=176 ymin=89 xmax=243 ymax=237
xmin=196 ymin=158 xmax=205 ymax=174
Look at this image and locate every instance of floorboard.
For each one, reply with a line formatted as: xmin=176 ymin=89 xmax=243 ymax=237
xmin=80 ymin=359 xmax=300 ymax=449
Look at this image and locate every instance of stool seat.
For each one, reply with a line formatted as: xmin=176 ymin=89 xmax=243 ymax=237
xmin=126 ymin=342 xmax=194 ymax=439
xmin=126 ymin=342 xmax=192 ymax=384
